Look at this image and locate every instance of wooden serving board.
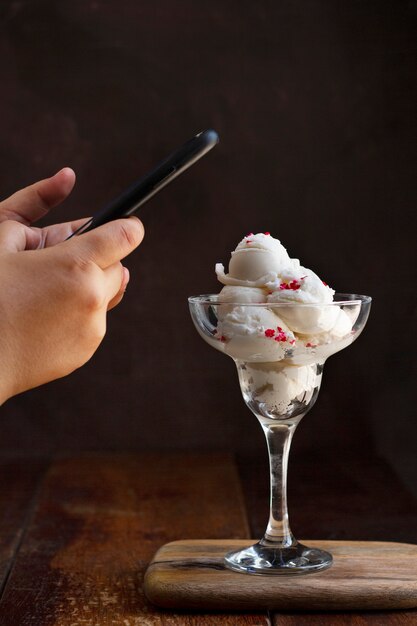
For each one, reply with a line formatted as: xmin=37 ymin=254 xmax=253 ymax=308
xmin=144 ymin=539 xmax=417 ymax=611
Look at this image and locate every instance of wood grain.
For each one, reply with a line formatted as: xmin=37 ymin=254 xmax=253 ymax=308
xmin=272 ymin=611 xmax=417 ymax=625
xmin=144 ymin=539 xmax=417 ymax=611
xmin=0 ymin=453 xmax=269 ymax=625
xmin=0 ymin=458 xmax=46 ymax=591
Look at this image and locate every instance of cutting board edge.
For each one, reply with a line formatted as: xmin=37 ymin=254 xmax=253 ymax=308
xmin=144 ymin=538 xmax=417 ymax=611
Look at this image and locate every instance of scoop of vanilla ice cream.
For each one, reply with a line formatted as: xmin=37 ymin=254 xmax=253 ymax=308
xmin=216 ymin=305 xmax=295 ymax=362
xmin=326 ymin=307 xmax=353 ymax=338
xmin=268 ymin=265 xmax=335 ymax=304
xmin=217 ymin=286 xmax=267 ymax=316
xmin=266 ymin=265 xmax=339 ymax=333
xmin=216 ymin=233 xmax=291 ymax=288
xmin=214 ymin=232 xmax=353 ymax=345
xmin=237 ymin=361 xmax=321 ymax=417
xmin=219 ymin=285 xmax=267 ymax=304
xmin=297 ymin=307 xmax=355 ymax=345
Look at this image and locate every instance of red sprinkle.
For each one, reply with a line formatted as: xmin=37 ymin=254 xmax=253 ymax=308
xmin=280 ymin=279 xmax=302 ymax=291
xmin=275 ymin=333 xmax=287 ymax=342
xmin=306 ymin=342 xmax=317 ymax=348
xmin=264 ymin=231 xmax=270 ymax=235
xmin=220 ymin=336 xmax=227 ymax=342
xmin=289 ymin=339 xmax=296 ymax=345
xmin=265 ymin=327 xmax=287 ymax=342
xmin=322 ymin=281 xmax=328 ymax=286
xmin=246 ymin=240 xmax=252 ymax=244
xmin=246 ymin=232 xmax=254 ymax=237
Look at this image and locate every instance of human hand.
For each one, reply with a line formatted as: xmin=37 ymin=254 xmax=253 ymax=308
xmin=0 ymin=168 xmax=144 ymax=404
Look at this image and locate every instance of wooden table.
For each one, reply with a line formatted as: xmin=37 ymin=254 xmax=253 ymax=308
xmin=0 ymin=451 xmax=416 ymax=625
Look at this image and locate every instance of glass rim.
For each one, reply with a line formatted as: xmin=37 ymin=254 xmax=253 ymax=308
xmin=188 ymin=293 xmax=372 ymax=307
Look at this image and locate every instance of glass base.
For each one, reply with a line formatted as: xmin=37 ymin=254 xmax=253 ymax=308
xmin=224 ymin=541 xmax=333 ymax=575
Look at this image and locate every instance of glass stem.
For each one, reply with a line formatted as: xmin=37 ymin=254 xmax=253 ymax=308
xmin=260 ymin=420 xmax=298 ymax=548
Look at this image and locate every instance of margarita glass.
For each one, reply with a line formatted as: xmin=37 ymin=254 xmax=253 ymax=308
xmin=189 ymin=294 xmax=371 ymax=575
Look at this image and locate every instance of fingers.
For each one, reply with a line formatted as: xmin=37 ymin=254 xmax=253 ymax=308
xmin=0 ymin=220 xmax=42 ymax=253
xmin=38 ymin=217 xmax=93 ymax=247
xmin=67 ymin=217 xmax=144 ymax=269
xmin=0 ymin=217 xmax=89 ymax=253
xmin=0 ymin=168 xmax=76 ymax=225
xmin=107 ymin=266 xmax=130 ymax=311
xmin=100 ymin=263 xmax=129 ymax=311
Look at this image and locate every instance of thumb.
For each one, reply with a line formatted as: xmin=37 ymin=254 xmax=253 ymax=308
xmin=66 ymin=217 xmax=145 ymax=269
xmin=0 ymin=220 xmax=42 ymax=253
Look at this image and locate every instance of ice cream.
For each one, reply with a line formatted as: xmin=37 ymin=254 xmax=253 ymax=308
xmin=215 ymin=233 xmax=292 ymax=288
xmin=215 ymin=305 xmax=295 ymax=361
xmin=212 ymin=232 xmax=358 ymax=418
xmin=215 ymin=232 xmax=356 ymax=354
xmin=237 ymin=360 xmax=321 ymax=418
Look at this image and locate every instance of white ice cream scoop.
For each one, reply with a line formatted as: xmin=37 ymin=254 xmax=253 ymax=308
xmin=216 ymin=305 xmax=295 ymax=362
xmin=214 ymin=232 xmax=353 ymax=343
xmin=216 ymin=233 xmax=292 ymax=288
xmin=217 ymin=286 xmax=267 ymax=316
xmin=237 ymin=361 xmax=320 ymax=415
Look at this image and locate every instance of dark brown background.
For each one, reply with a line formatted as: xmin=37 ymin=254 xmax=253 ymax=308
xmin=0 ymin=1 xmax=416 ymax=493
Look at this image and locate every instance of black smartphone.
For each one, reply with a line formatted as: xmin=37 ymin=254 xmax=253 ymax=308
xmin=67 ymin=129 xmax=219 ymax=238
